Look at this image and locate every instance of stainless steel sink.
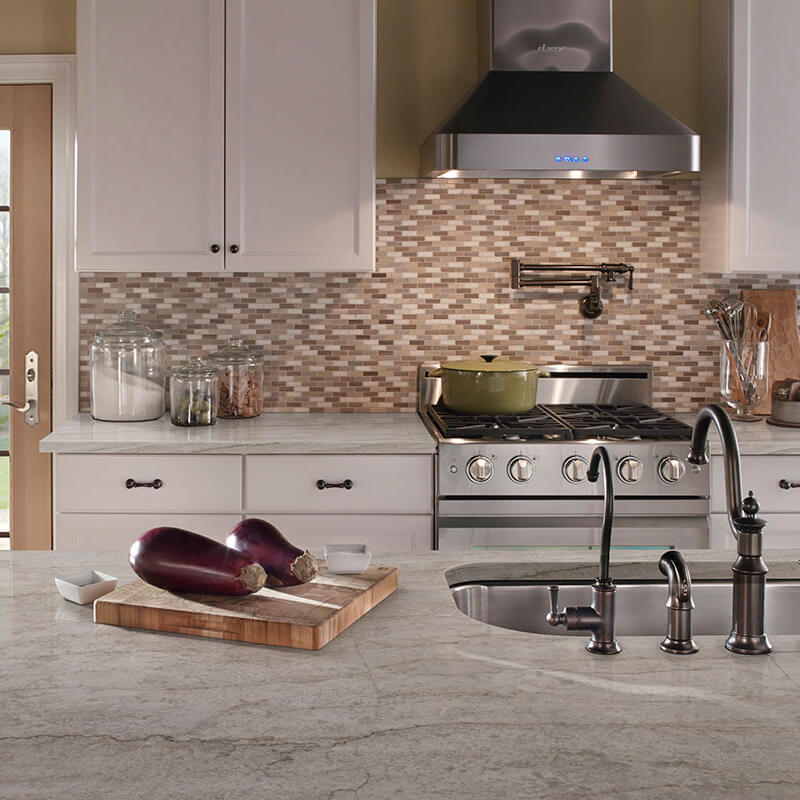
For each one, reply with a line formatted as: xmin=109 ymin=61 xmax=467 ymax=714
xmin=451 ymin=580 xmax=800 ymax=636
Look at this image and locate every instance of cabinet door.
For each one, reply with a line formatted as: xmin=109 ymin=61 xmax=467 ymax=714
xmin=76 ymin=0 xmax=225 ymax=271
xmin=225 ymin=0 xmax=375 ymax=272
xmin=729 ymin=0 xmax=800 ymax=272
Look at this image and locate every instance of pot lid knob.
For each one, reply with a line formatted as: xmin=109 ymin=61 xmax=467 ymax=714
xmin=481 ymin=355 xmax=498 ymax=363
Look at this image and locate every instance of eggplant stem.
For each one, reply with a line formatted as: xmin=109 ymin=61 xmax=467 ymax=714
xmin=237 ymin=563 xmax=267 ymax=593
xmin=290 ymin=551 xmax=319 ymax=583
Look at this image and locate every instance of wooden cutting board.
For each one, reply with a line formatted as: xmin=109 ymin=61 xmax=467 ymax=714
xmin=741 ymin=289 xmax=800 ymax=414
xmin=94 ymin=564 xmax=398 ymax=650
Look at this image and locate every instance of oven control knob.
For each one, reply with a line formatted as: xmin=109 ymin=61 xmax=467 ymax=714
xmin=617 ymin=456 xmax=644 ymax=484
xmin=562 ymin=456 xmax=589 ymax=484
xmin=658 ymin=456 xmax=686 ymax=484
xmin=508 ymin=456 xmax=535 ymax=483
xmin=466 ymin=456 xmax=494 ymax=483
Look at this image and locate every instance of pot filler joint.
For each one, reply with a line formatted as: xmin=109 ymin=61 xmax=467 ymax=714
xmin=510 ymin=259 xmax=635 ymax=320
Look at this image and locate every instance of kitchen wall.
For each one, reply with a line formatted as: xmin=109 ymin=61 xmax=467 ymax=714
xmin=79 ymin=177 xmax=794 ymax=414
xmin=0 ymin=0 xmax=701 ymax=177
xmin=0 ymin=0 xmax=74 ymax=53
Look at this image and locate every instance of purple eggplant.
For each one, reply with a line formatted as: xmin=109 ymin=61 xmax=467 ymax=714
xmin=226 ymin=518 xmax=318 ymax=587
xmin=129 ymin=527 xmax=267 ymax=595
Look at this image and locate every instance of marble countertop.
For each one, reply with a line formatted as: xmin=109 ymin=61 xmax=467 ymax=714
xmin=40 ymin=412 xmax=437 ymax=455
xmin=3 ymin=548 xmax=800 ymax=799
xmin=42 ymin=411 xmax=800 ymax=458
xmin=675 ymin=412 xmax=800 ymax=456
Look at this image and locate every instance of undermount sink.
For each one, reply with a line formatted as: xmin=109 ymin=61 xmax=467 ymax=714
xmin=450 ymin=580 xmax=800 ymax=636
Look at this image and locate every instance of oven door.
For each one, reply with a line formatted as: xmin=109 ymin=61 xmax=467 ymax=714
xmin=437 ymin=498 xmax=710 ymax=551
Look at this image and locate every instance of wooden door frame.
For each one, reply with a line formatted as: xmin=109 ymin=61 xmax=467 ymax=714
xmin=0 ymin=57 xmax=77 ymax=548
xmin=0 ymin=56 xmax=78 ymax=430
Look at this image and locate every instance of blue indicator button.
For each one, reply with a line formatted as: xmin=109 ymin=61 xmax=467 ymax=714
xmin=582 ymin=156 xmax=589 ymax=163
xmin=555 ymin=156 xmax=562 ymax=163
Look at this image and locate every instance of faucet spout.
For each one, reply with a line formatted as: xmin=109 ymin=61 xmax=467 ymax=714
xmin=688 ymin=404 xmax=772 ymax=655
xmin=687 ymin=403 xmax=744 ymax=536
xmin=588 ymin=445 xmax=614 ymax=584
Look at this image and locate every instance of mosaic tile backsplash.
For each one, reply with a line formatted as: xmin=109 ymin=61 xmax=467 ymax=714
xmin=79 ymin=178 xmax=798 ymax=413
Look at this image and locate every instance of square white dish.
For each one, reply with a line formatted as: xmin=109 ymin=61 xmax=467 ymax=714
xmin=324 ymin=544 xmax=372 ymax=574
xmin=54 ymin=570 xmax=118 ymax=605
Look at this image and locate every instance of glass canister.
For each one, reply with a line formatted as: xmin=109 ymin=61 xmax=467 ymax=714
xmin=209 ymin=337 xmax=263 ymax=418
xmin=90 ymin=312 xmax=167 ymax=421
xmin=170 ymin=357 xmax=219 ymax=427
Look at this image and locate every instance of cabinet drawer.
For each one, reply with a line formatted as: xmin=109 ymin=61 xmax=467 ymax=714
xmin=250 ymin=514 xmax=432 ymax=554
xmin=54 ymin=514 xmax=242 ymax=551
xmin=245 ymin=456 xmax=433 ymax=514
xmin=55 ymin=455 xmax=241 ymax=513
xmin=711 ymin=455 xmax=800 ymax=513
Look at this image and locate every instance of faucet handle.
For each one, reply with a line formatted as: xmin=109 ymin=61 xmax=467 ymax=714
xmin=546 ymin=585 xmax=567 ymax=627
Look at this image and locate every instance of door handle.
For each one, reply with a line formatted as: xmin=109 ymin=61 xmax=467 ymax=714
xmin=1 ymin=351 xmax=38 ymax=427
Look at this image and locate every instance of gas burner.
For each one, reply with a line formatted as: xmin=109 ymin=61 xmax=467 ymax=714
xmin=427 ymin=404 xmax=573 ymax=441
xmin=427 ymin=402 xmax=693 ymax=442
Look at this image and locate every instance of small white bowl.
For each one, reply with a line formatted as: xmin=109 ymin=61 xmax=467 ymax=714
xmin=54 ymin=570 xmax=118 ymax=605
xmin=324 ymin=544 xmax=372 ymax=574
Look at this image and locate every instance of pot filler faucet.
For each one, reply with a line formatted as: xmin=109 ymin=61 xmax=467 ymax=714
xmin=547 ymin=446 xmax=621 ymax=655
xmin=687 ymin=404 xmax=772 ymax=655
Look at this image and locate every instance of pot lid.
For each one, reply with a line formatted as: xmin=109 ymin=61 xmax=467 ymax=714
xmin=440 ymin=354 xmax=545 ymax=373
xmin=171 ymin=356 xmax=217 ymax=379
xmin=93 ymin=311 xmax=163 ymax=343
xmin=209 ymin=337 xmax=263 ymax=365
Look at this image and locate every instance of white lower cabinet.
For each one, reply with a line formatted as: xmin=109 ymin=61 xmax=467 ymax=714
xmin=53 ymin=452 xmax=434 ymax=552
xmin=54 ymin=514 xmax=242 ymax=551
xmin=710 ymin=455 xmax=800 ymax=549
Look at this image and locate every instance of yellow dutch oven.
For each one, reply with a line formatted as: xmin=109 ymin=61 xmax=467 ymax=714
xmin=431 ymin=355 xmax=549 ymax=415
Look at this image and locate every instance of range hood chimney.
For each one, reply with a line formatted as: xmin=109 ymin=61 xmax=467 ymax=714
xmin=420 ymin=0 xmax=700 ymax=178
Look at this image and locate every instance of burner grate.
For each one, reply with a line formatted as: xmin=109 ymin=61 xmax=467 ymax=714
xmin=428 ymin=404 xmax=573 ymax=440
xmin=428 ymin=403 xmax=693 ymax=441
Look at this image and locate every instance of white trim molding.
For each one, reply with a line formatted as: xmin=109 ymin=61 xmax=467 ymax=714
xmin=0 ymin=55 xmax=78 ymax=426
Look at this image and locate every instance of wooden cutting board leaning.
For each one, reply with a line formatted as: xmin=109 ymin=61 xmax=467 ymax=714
xmin=741 ymin=289 xmax=800 ymax=415
xmin=94 ymin=563 xmax=398 ymax=650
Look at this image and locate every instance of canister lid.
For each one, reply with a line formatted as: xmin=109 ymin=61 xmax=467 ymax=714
xmin=171 ymin=356 xmax=217 ymax=379
xmin=93 ymin=312 xmax=163 ymax=343
xmin=209 ymin=337 xmax=263 ymax=366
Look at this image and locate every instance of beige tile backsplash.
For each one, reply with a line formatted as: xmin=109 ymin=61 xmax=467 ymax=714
xmin=79 ymin=178 xmax=798 ymax=413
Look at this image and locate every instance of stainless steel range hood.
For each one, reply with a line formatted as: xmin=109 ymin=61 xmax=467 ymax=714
xmin=420 ymin=0 xmax=700 ymax=178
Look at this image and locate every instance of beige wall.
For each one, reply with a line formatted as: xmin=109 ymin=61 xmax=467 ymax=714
xmin=0 ymin=0 xmax=701 ymax=177
xmin=0 ymin=0 xmax=75 ymax=54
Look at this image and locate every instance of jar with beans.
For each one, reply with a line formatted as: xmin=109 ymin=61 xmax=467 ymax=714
xmin=209 ymin=337 xmax=263 ymax=418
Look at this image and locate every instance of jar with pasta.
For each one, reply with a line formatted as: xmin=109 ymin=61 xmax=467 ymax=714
xmin=209 ymin=337 xmax=263 ymax=418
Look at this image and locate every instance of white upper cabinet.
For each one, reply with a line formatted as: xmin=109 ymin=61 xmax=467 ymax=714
xmin=77 ymin=0 xmax=225 ymax=271
xmin=225 ymin=0 xmax=375 ymax=272
xmin=701 ymin=0 xmax=800 ymax=273
xmin=76 ymin=0 xmax=375 ymax=273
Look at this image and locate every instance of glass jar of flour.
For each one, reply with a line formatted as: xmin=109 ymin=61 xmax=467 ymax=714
xmin=90 ymin=312 xmax=167 ymax=421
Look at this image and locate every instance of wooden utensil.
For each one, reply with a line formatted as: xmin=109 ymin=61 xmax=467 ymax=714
xmin=94 ymin=563 xmax=398 ymax=650
xmin=741 ymin=289 xmax=800 ymax=414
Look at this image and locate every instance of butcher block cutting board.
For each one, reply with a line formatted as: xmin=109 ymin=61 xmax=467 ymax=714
xmin=94 ymin=564 xmax=397 ymax=650
xmin=741 ymin=289 xmax=800 ymax=414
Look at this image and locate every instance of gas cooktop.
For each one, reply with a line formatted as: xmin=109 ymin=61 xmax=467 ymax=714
xmin=427 ymin=402 xmax=694 ymax=442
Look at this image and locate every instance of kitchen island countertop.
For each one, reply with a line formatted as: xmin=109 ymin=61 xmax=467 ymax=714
xmin=40 ymin=412 xmax=436 ymax=455
xmin=2 ymin=548 xmax=800 ymax=799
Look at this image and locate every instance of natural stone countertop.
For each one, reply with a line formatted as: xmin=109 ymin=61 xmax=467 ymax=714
xmin=39 ymin=412 xmax=436 ymax=455
xmin=42 ymin=411 xmax=800 ymax=458
xmin=3 ymin=549 xmax=800 ymax=799
xmin=675 ymin=411 xmax=800 ymax=456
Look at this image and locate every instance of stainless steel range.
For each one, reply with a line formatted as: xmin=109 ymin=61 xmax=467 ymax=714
xmin=418 ymin=364 xmax=709 ymax=552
